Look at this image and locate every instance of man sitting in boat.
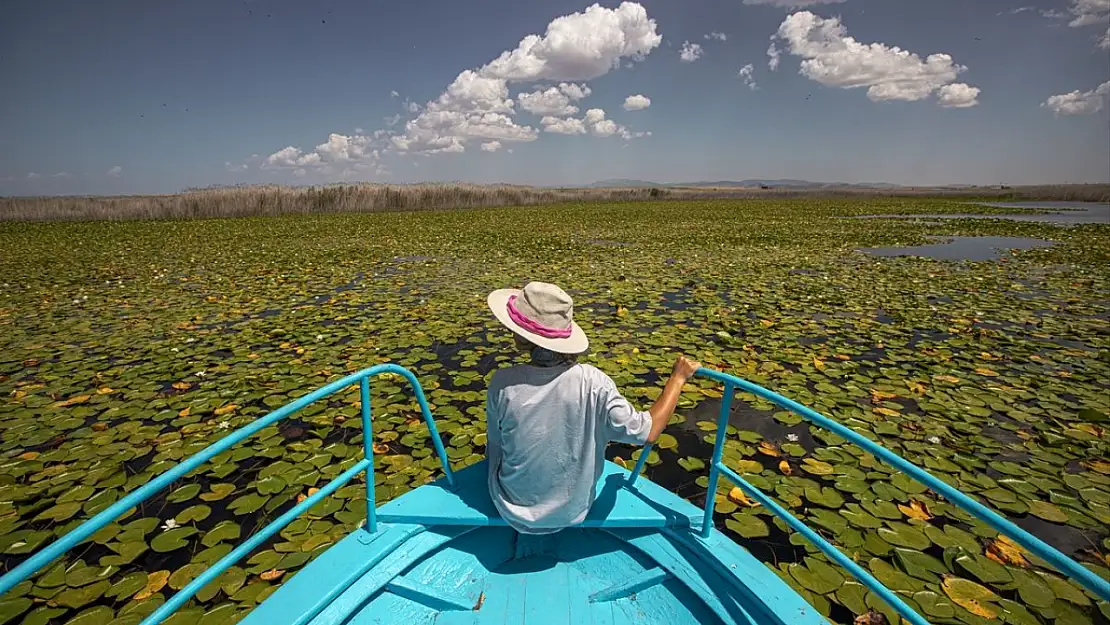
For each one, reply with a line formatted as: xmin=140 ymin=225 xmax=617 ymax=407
xmin=485 ymin=281 xmax=701 ymax=535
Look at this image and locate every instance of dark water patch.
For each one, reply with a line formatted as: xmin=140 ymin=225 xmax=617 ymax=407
xmin=1012 ymin=515 xmax=1104 ymax=557
xmin=860 ymin=236 xmax=1054 ymax=262
xmin=680 ymin=398 xmax=818 ymax=452
xmin=851 ymin=201 xmax=1110 ymax=226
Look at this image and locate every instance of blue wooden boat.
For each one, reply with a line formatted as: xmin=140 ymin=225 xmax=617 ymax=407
xmin=1 ymin=364 xmax=1107 ymax=625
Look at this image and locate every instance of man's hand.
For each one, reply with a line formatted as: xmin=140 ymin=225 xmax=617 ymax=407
xmin=672 ymin=355 xmax=701 ymax=382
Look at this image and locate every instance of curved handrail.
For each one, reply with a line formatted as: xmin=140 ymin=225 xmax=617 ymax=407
xmin=0 ymin=364 xmax=451 ymax=624
xmin=627 ymin=368 xmax=1110 ymax=622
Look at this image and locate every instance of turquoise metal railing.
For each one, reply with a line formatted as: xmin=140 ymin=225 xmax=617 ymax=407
xmin=0 ymin=364 xmax=452 ymax=625
xmin=628 ymin=367 xmax=1110 ymax=625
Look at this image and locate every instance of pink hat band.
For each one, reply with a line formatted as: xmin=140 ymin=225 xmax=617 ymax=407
xmin=506 ymin=295 xmax=573 ymax=339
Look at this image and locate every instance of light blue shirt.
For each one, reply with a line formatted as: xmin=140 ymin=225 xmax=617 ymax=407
xmin=485 ymin=351 xmax=652 ymax=534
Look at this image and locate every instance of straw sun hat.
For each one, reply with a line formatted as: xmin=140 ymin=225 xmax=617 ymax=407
xmin=487 ymin=282 xmax=589 ymax=354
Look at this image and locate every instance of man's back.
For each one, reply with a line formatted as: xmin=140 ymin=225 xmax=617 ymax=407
xmin=485 ymin=362 xmax=651 ymax=534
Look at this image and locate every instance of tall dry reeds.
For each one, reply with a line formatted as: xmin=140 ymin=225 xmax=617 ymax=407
xmin=1 ymin=182 xmax=1106 ymax=222
xmin=0 ymin=184 xmax=675 ymax=222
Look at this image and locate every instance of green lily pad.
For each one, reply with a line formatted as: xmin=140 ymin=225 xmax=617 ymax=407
xmin=655 ymin=433 xmax=678 ymax=450
xmin=1037 ymin=572 xmax=1090 ymax=606
xmin=198 ymin=483 xmax=236 ymax=502
xmin=895 ymin=548 xmax=947 ymax=580
xmin=22 ymin=607 xmax=67 ymax=625
xmin=1009 ymin=568 xmax=1054 ymax=608
xmin=198 ymin=604 xmax=239 ymax=625
xmin=800 ymin=458 xmax=834 ymax=476
xmin=62 ymin=606 xmax=116 ymax=625
xmin=956 ymin=553 xmax=1013 ymax=584
xmin=996 ymin=599 xmax=1039 ymax=625
xmin=836 ymin=581 xmax=867 ymax=615
xmin=804 ymin=486 xmax=844 ymax=508
xmin=724 ymin=513 xmax=769 ymax=538
xmin=869 ymin=557 xmax=921 ymax=592
xmin=228 ymin=493 xmax=269 ymax=515
xmin=256 ymin=475 xmax=287 ymax=495
xmin=168 ymin=562 xmax=208 ymax=590
xmin=877 ymin=523 xmax=930 ymax=550
xmin=1026 ymin=500 xmax=1069 ymax=523
xmin=201 ymin=520 xmax=241 ymax=547
xmin=789 ymin=558 xmax=844 ymax=595
xmin=106 ymin=572 xmax=148 ymax=600
xmin=677 ymin=457 xmax=705 ymax=471
xmin=166 ymin=484 xmax=201 ymax=503
xmin=175 ymin=505 xmax=212 ymax=524
xmin=150 ymin=527 xmax=198 ymax=553
xmin=912 ymin=590 xmax=955 ymax=619
xmin=54 ymin=579 xmax=111 ymax=609
xmin=0 ymin=598 xmax=32 ymax=625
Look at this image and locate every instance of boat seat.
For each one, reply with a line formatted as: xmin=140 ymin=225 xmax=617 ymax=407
xmin=377 ymin=460 xmax=702 ymax=530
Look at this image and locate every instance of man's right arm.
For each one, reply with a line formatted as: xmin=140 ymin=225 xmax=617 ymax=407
xmin=643 ymin=355 xmax=701 ymax=443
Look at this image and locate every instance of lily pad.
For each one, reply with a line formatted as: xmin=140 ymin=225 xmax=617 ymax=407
xmin=877 ymin=523 xmax=930 ymax=550
xmin=724 ymin=513 xmax=769 ymax=538
xmin=150 ymin=527 xmax=198 ymax=553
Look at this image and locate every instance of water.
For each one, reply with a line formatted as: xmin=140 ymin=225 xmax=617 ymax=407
xmin=854 ymin=201 xmax=1109 ymax=226
xmin=860 ymin=235 xmax=1054 ymax=261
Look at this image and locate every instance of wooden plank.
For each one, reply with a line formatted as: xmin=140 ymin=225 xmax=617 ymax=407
xmin=670 ymin=529 xmax=827 ymax=625
xmin=309 ymin=526 xmax=474 ymax=625
xmin=611 ymin=529 xmax=760 ymax=625
xmin=378 ymin=461 xmax=699 ymax=529
xmin=589 ymin=566 xmax=670 ymax=603
xmin=386 ymin=574 xmax=475 ymax=611
xmin=242 ymin=523 xmax=423 ymax=625
xmin=523 ymin=562 xmax=571 ymax=625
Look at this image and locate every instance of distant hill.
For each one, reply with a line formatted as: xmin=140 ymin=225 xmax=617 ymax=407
xmin=587 ymin=178 xmax=907 ymax=189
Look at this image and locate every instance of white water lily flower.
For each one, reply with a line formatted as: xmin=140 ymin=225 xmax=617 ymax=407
xmin=315 ymin=334 xmax=324 ymax=341
xmin=161 ymin=519 xmax=179 ymax=531
xmin=786 ymin=433 xmax=800 ymax=442
xmin=185 ymin=338 xmax=196 ymax=343
xmin=195 ymin=371 xmax=206 ymax=378
xmin=171 ymin=347 xmax=179 ymax=352
xmin=927 ymin=435 xmax=941 ymax=444
xmin=217 ymin=421 xmax=231 ymax=430
xmin=72 ymin=299 xmax=80 ymax=304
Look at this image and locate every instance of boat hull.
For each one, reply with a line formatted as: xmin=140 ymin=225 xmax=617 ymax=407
xmin=243 ymin=461 xmax=825 ymax=625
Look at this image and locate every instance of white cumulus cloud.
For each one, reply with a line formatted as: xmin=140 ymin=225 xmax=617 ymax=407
xmin=580 ymin=108 xmax=647 ymax=139
xmin=106 ymin=166 xmax=122 ymax=177
xmin=225 ymin=161 xmax=248 ymax=172
xmin=243 ymin=3 xmax=659 ymax=168
xmin=705 ymin=32 xmax=728 ymax=41
xmin=518 ymin=86 xmax=580 ymax=116
xmin=27 ymin=172 xmax=41 ymax=179
xmin=767 ymin=42 xmax=782 ymax=70
xmin=541 ymin=116 xmax=588 ymax=134
xmin=773 ymin=11 xmax=980 ymax=107
xmin=1100 ymin=25 xmax=1110 ymax=48
xmin=738 ymin=64 xmax=758 ymax=90
xmin=1067 ymin=0 xmax=1110 ymax=27
xmin=1042 ymin=80 xmax=1110 ymax=115
xmin=481 ymin=140 xmax=503 ymax=152
xmin=558 ymin=82 xmax=592 ymax=100
xmin=679 ymin=41 xmax=703 ymax=62
xmin=392 ymin=2 xmax=660 ymax=154
xmin=743 ymin=0 xmax=846 ymax=7
xmin=936 ymin=83 xmax=981 ymax=108
xmin=623 ymin=94 xmax=651 ymax=110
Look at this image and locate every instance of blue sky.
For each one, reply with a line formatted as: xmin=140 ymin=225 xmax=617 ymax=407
xmin=2 ymin=0 xmax=1108 ymax=196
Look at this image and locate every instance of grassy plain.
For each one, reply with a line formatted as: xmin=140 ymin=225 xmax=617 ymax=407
xmin=0 ymin=198 xmax=1108 ymax=624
